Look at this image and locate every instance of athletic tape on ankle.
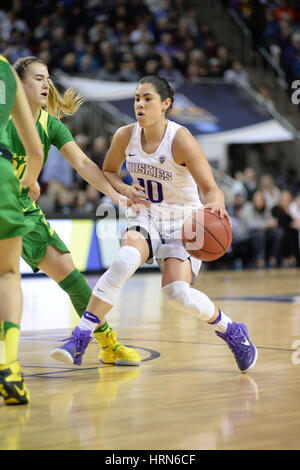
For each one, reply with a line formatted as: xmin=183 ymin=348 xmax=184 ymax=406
xmin=162 ymin=280 xmax=215 ymax=321
xmin=93 ymin=245 xmax=142 ymax=305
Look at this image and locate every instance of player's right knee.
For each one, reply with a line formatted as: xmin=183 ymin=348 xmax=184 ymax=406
xmin=93 ymin=245 xmax=142 ymax=305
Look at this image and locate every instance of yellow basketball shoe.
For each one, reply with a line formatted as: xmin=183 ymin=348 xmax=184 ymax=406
xmin=0 ymin=361 xmax=30 ymax=405
xmin=93 ymin=324 xmax=141 ymax=366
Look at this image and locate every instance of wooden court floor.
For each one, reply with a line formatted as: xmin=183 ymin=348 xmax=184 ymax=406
xmin=1 ymin=268 xmax=300 ymax=450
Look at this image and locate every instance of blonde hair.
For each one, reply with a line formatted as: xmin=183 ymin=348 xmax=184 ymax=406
xmin=47 ymin=79 xmax=84 ymax=119
xmin=13 ymin=56 xmax=84 ymax=120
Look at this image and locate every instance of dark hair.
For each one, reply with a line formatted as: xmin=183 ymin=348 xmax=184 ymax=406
xmin=137 ymin=75 xmax=175 ymax=115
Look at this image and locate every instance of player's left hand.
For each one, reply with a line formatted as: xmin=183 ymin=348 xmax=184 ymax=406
xmin=20 ymin=178 xmax=40 ymax=201
xmin=204 ymin=202 xmax=231 ymax=225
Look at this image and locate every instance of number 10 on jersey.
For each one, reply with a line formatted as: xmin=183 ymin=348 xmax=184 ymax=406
xmin=137 ymin=177 xmax=163 ymax=203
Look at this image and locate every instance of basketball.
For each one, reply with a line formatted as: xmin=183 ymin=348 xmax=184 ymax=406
xmin=182 ymin=208 xmax=232 ymax=261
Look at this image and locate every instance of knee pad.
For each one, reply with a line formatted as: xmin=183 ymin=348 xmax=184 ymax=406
xmin=93 ymin=245 xmax=141 ymax=305
xmin=162 ymin=280 xmax=215 ymax=321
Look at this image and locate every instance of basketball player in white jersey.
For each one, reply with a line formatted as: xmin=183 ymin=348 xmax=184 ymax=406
xmin=52 ymin=76 xmax=257 ymax=373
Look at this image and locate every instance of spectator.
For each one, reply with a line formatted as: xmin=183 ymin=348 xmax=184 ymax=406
xmin=50 ymin=26 xmax=71 ymax=68
xmin=97 ymin=60 xmax=120 ymax=81
xmin=232 ymin=171 xmax=247 ymax=200
xmin=259 ymin=173 xmax=281 ymax=210
xmin=143 ymin=58 xmax=160 ymax=75
xmin=199 ymin=22 xmax=216 ymax=44
xmin=158 ymin=53 xmax=184 ymax=88
xmin=277 ymin=19 xmax=293 ymax=52
xmin=208 ymin=57 xmax=224 ymax=77
xmin=117 ymin=33 xmax=133 ymax=58
xmin=274 ymin=0 xmax=298 ymax=23
xmin=257 ymin=85 xmax=276 ymax=112
xmin=290 ymin=193 xmax=300 ymax=220
xmin=243 ymin=167 xmax=258 ymax=201
xmin=73 ymin=190 xmax=89 ymax=215
xmin=90 ymin=136 xmax=108 ymax=169
xmin=216 ymin=45 xmax=232 ymax=73
xmin=60 ymin=52 xmax=79 ymax=74
xmin=0 ymin=10 xmax=29 ymax=41
xmin=235 ymin=0 xmax=266 ymax=49
xmin=132 ymin=33 xmax=153 ymax=60
xmin=185 ymin=63 xmax=202 ymax=84
xmin=119 ymin=55 xmax=140 ymax=82
xmin=203 ymin=37 xmax=219 ymax=59
xmin=187 ymin=48 xmax=208 ymax=77
xmin=130 ymin=21 xmax=155 ymax=45
xmin=271 ymin=190 xmax=300 ymax=267
xmin=262 ymin=8 xmax=281 ymax=50
xmin=224 ymin=60 xmax=250 ymax=87
xmin=6 ymin=38 xmax=31 ymax=64
xmin=156 ymin=32 xmax=177 ymax=57
xmin=41 ymin=146 xmax=74 ymax=188
xmin=85 ymin=185 xmax=102 ymax=213
xmin=228 ymin=192 xmax=252 ymax=268
xmin=240 ymin=190 xmax=284 ymax=268
xmin=33 ymin=15 xmax=51 ymax=42
xmin=282 ymin=30 xmax=300 ymax=84
xmin=73 ymin=134 xmax=90 ymax=189
xmin=78 ymin=44 xmax=100 ymax=74
xmin=98 ymin=40 xmax=117 ymax=67
xmin=289 ymin=194 xmax=300 ymax=251
xmin=88 ymin=16 xmax=113 ymax=44
xmin=54 ymin=187 xmax=75 ymax=215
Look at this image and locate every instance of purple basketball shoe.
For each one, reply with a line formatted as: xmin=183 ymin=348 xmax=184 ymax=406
xmin=51 ymin=327 xmax=92 ymax=366
xmin=216 ymin=322 xmax=258 ymax=373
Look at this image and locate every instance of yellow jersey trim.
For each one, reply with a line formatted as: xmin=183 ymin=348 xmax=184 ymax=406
xmin=38 ymin=109 xmax=49 ymax=137
xmin=0 ymin=55 xmax=9 ymax=65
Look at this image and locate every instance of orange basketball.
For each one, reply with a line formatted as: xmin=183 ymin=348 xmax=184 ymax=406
xmin=182 ymin=208 xmax=232 ymax=261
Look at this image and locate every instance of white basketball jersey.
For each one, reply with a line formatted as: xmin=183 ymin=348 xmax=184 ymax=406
xmin=125 ymin=120 xmax=202 ymax=217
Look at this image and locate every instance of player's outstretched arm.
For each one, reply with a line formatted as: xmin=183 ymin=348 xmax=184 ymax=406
xmin=60 ymin=139 xmax=129 ymax=208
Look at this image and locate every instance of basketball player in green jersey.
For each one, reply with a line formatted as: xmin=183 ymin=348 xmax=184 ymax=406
xmin=10 ymin=56 xmax=145 ymax=366
xmin=0 ymin=55 xmax=43 ymax=405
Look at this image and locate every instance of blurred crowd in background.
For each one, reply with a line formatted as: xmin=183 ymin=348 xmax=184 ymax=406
xmin=227 ymin=0 xmax=300 ymax=85
xmin=0 ymin=0 xmax=271 ymax=88
xmin=1 ymin=0 xmax=300 ymax=270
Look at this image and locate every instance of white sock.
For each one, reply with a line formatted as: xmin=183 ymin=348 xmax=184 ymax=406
xmin=211 ymin=309 xmax=232 ymax=333
xmin=78 ymin=311 xmax=100 ymax=332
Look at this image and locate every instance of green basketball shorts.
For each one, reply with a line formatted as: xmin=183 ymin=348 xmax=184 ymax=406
xmin=0 ymin=156 xmax=26 ymax=240
xmin=21 ymin=202 xmax=69 ymax=273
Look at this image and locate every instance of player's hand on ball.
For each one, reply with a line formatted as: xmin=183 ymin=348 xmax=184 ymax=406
xmin=204 ymin=202 xmax=231 ymax=225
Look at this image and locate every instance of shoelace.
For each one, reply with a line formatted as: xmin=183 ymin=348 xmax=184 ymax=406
xmin=60 ymin=330 xmax=92 ymax=348
xmin=224 ymin=327 xmax=250 ymax=358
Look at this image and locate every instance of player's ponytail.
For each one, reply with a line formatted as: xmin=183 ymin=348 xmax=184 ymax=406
xmin=47 ymin=80 xmax=84 ymax=120
xmin=13 ymin=56 xmax=84 ymax=120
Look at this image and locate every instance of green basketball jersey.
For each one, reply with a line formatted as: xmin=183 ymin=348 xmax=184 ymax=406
xmin=7 ymin=108 xmax=74 ymax=212
xmin=0 ymin=55 xmax=17 ymax=152
xmin=9 ymin=108 xmax=74 ymax=180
